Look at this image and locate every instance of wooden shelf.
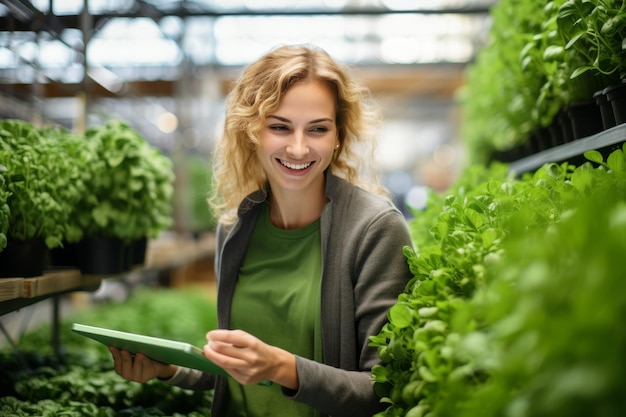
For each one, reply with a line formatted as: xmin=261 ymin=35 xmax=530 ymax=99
xmin=23 ymin=269 xmax=82 ymax=298
xmin=0 ymin=233 xmax=216 ymax=317
xmin=0 ymin=270 xmax=103 ymax=316
xmin=0 ymin=278 xmax=23 ymax=302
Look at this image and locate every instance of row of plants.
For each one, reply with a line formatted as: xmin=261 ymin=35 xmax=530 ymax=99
xmin=460 ymin=0 xmax=626 ymax=165
xmin=370 ymin=144 xmax=626 ymax=417
xmin=1 ymin=287 xmax=217 ymax=416
xmin=4 ymin=146 xmax=624 ymax=417
xmin=3 ymin=147 xmax=625 ymax=416
xmin=0 ymin=119 xmax=175 ymax=277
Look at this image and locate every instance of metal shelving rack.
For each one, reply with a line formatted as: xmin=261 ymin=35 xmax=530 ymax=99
xmin=509 ymin=124 xmax=626 ymax=176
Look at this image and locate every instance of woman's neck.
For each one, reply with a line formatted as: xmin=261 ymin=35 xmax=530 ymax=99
xmin=268 ymin=186 xmax=327 ymax=230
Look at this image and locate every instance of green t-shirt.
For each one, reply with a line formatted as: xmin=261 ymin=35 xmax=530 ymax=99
xmin=226 ymin=203 xmax=323 ymax=417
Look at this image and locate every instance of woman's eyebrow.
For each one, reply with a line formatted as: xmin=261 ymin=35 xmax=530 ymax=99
xmin=309 ymin=118 xmax=335 ymax=124
xmin=267 ymin=115 xmax=334 ymax=124
xmin=267 ymin=115 xmax=290 ymax=123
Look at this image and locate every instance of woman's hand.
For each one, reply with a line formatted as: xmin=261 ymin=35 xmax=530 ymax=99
xmin=108 ymin=346 xmax=177 ymax=383
xmin=204 ymin=329 xmax=298 ymax=389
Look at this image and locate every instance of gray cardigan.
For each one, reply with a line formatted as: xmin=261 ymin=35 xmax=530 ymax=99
xmin=166 ymin=170 xmax=413 ymax=416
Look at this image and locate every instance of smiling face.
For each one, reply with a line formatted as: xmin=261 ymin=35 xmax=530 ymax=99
xmin=257 ymin=80 xmax=338 ymax=199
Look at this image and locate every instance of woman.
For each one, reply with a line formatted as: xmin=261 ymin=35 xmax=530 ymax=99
xmin=109 ymin=44 xmax=413 ymax=417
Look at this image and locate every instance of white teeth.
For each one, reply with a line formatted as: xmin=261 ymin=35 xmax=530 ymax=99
xmin=280 ymin=160 xmax=312 ymax=170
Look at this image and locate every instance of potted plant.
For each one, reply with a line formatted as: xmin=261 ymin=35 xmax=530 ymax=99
xmin=557 ymin=0 xmax=626 ymax=126
xmin=76 ymin=120 xmax=175 ymax=274
xmin=0 ymin=119 xmax=71 ymax=277
xmin=42 ymin=125 xmax=95 ymax=269
xmin=461 ymin=0 xmax=625 ymax=164
xmin=460 ymin=0 xmax=563 ymax=164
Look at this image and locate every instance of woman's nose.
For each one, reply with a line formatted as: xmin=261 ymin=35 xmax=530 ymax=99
xmin=286 ymin=131 xmax=308 ymax=157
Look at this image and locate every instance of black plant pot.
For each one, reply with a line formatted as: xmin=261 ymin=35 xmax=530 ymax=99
xmin=79 ymin=237 xmax=126 ymax=275
xmin=0 ymin=238 xmax=46 ymax=278
xmin=605 ymin=81 xmax=626 ymax=125
xmin=529 ymin=127 xmax=552 ymax=153
xmin=548 ymin=113 xmax=565 ymax=147
xmin=48 ymin=241 xmax=82 ymax=269
xmin=566 ymin=101 xmax=604 ymax=140
xmin=491 ymin=143 xmax=527 ymax=163
xmin=537 ymin=127 xmax=552 ymax=149
xmin=123 ymin=237 xmax=148 ymax=270
xmin=594 ymin=88 xmax=616 ymax=129
xmin=559 ymin=109 xmax=575 ymax=143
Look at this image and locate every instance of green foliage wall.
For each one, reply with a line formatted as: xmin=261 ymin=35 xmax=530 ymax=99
xmin=460 ymin=0 xmax=625 ymax=164
xmin=371 ymin=146 xmax=626 ymax=417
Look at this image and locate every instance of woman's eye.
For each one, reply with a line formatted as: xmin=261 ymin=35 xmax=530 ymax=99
xmin=269 ymin=125 xmax=289 ymax=132
xmin=310 ymin=126 xmax=329 ymax=134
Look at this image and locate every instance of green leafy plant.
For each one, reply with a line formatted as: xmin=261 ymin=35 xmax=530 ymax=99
xmin=1 ymin=287 xmax=217 ymax=416
xmin=460 ymin=0 xmax=565 ymax=163
xmin=0 ymin=119 xmax=69 ymax=248
xmin=557 ymin=0 xmax=626 ymax=82
xmin=436 ymin=150 xmax=626 ymax=417
xmin=0 ymin=163 xmax=10 ymax=252
xmin=461 ymin=0 xmax=626 ymax=164
xmin=371 ymin=145 xmax=626 ymax=417
xmin=39 ymin=124 xmax=95 ymax=244
xmin=184 ymin=154 xmax=217 ymax=234
xmin=79 ymin=120 xmax=175 ymax=242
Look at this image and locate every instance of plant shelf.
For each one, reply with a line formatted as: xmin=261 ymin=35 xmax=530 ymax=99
xmin=509 ymin=123 xmax=626 ymax=175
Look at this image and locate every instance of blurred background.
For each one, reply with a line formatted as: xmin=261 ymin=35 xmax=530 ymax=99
xmin=0 ymin=0 xmax=496 ymax=222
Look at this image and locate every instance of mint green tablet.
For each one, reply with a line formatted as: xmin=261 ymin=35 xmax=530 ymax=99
xmin=71 ymin=323 xmax=227 ymax=377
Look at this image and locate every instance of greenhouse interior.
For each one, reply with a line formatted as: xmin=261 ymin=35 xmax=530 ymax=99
xmin=1 ymin=0 xmax=625 ymax=416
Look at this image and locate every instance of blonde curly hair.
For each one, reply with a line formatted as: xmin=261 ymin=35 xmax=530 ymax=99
xmin=210 ymin=44 xmax=387 ymax=225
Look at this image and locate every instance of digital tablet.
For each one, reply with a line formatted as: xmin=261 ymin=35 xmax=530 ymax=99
xmin=71 ymin=323 xmax=228 ymax=377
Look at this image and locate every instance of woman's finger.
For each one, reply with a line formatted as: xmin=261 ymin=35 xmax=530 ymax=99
xmin=108 ymin=346 xmax=123 ymax=376
xmin=206 ymin=329 xmax=253 ymax=347
xmin=119 ymin=348 xmax=136 ymax=378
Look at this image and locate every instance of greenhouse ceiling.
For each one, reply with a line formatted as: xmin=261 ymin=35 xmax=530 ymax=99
xmin=0 ymin=0 xmax=495 ymax=95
